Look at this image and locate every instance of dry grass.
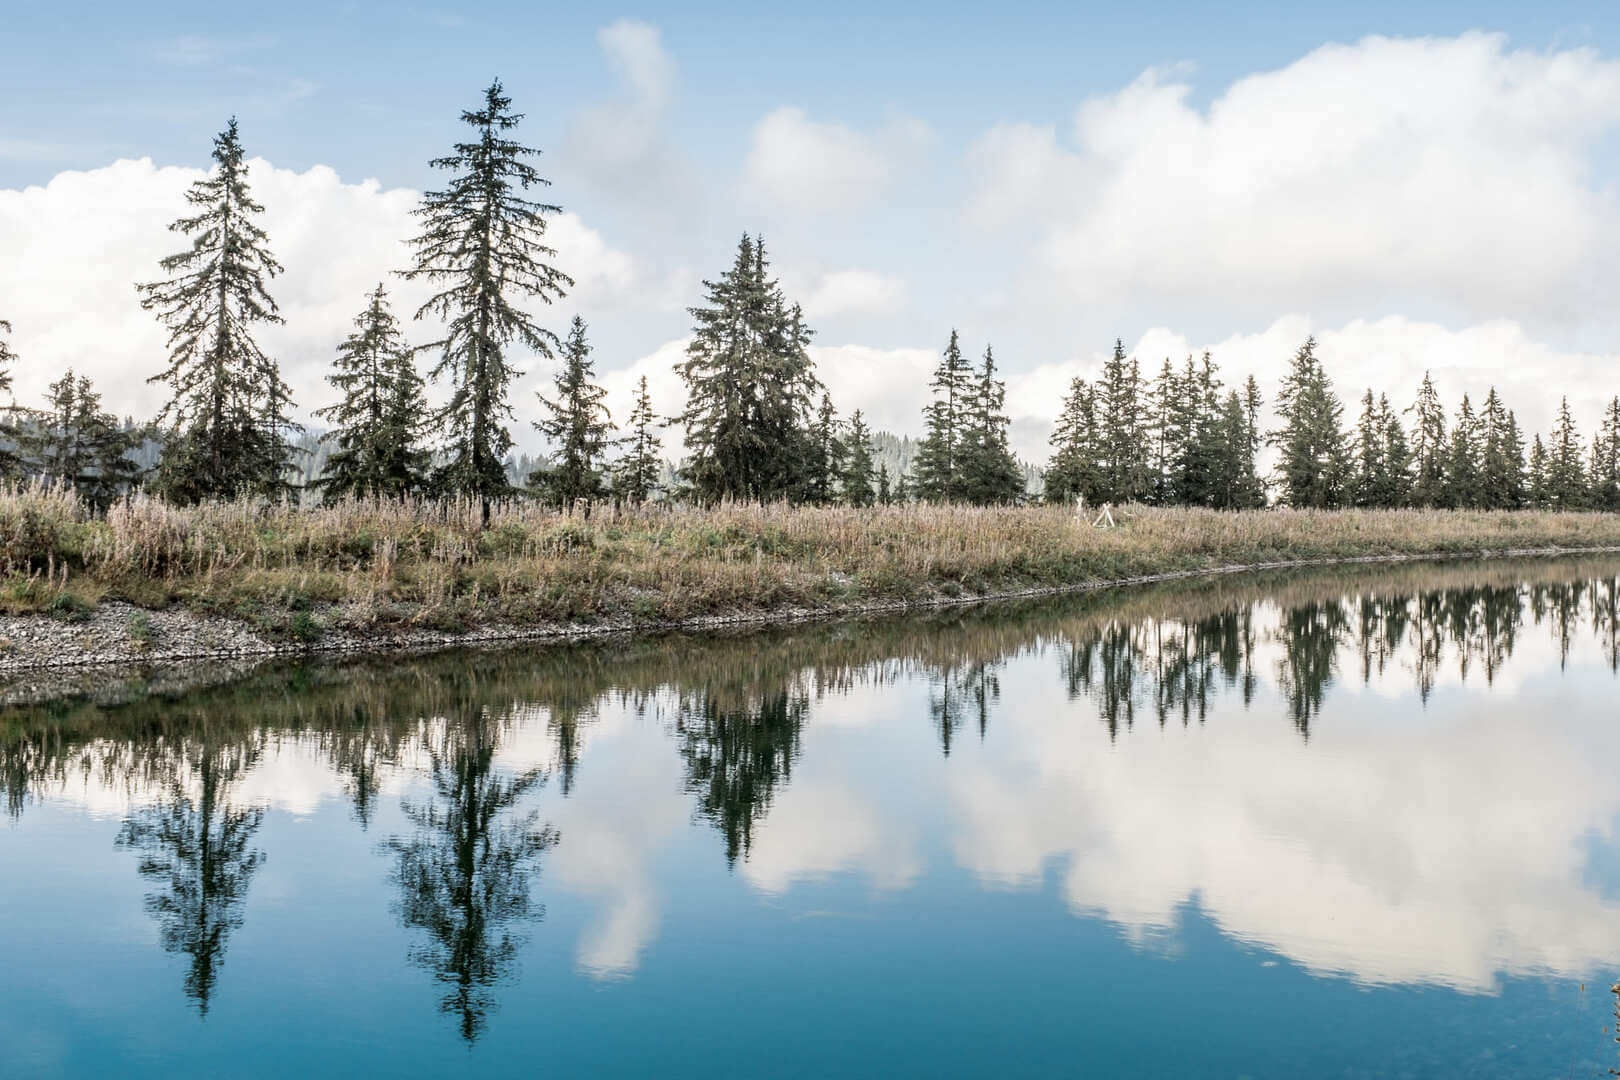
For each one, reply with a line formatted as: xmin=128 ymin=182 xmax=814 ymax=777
xmin=4 ymin=480 xmax=1620 ymax=636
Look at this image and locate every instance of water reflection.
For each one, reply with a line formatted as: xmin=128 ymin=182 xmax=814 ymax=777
xmin=4 ymin=556 xmax=1620 ymax=1039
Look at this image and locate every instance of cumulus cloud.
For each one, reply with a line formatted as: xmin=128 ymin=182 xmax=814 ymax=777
xmin=743 ymin=107 xmax=931 ymax=214
xmin=967 ymin=32 xmax=1620 ymax=325
xmin=563 ymin=19 xmax=685 ymax=203
xmin=796 ymin=269 xmax=906 ymax=318
xmin=0 ymin=157 xmax=636 ymax=425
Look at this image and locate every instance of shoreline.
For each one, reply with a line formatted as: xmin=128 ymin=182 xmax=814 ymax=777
xmin=5 ymin=542 xmax=1619 ymax=675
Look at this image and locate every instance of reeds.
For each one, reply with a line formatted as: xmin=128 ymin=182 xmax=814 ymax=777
xmin=4 ymin=479 xmax=1620 ymax=632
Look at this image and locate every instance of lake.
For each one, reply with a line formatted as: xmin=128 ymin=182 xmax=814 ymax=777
xmin=4 ymin=557 xmax=1620 ymax=1078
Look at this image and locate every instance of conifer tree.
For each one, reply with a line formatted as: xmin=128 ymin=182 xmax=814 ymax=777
xmin=1148 ymin=358 xmax=1181 ymax=504
xmin=1407 ymin=372 xmax=1448 ymax=508
xmin=613 ymin=375 xmax=662 ymax=505
xmin=1045 ymin=376 xmax=1103 ymax=505
xmin=530 ymin=316 xmax=614 ymax=510
xmin=1444 ymin=393 xmax=1481 ymax=509
xmin=804 ymin=393 xmax=844 ymax=505
xmin=1478 ymin=388 xmax=1519 ymax=510
xmin=1269 ymin=338 xmax=1349 ymax=508
xmin=20 ymin=370 xmax=143 ymax=507
xmin=1352 ymin=390 xmax=1386 ymax=508
xmin=1098 ymin=340 xmax=1152 ymax=503
xmin=676 ymin=235 xmax=820 ymax=503
xmin=876 ymin=462 xmax=892 ymax=506
xmin=1378 ymin=394 xmax=1413 ymax=508
xmin=1546 ymin=398 xmax=1588 ymax=510
xmin=403 ymin=80 xmax=573 ymax=523
xmin=913 ymin=329 xmax=973 ymax=501
xmin=1242 ymin=376 xmax=1266 ymax=505
xmin=1501 ymin=412 xmax=1527 ymax=510
xmin=1591 ymin=397 xmax=1620 ymax=512
xmin=138 ymin=119 xmax=297 ymax=503
xmin=314 ymin=285 xmax=430 ymax=500
xmin=840 ymin=410 xmax=877 ymax=507
xmin=1528 ymin=434 xmax=1549 ymax=509
xmin=0 ymin=319 xmax=21 ymax=479
xmin=1180 ymin=354 xmax=1225 ymax=507
xmin=959 ymin=346 xmax=1023 ymax=505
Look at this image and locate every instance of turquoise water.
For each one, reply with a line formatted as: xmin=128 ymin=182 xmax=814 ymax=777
xmin=4 ymin=559 xmax=1620 ymax=1077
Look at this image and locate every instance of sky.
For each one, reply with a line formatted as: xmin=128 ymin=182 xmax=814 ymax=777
xmin=3 ymin=1 xmax=1620 ymax=461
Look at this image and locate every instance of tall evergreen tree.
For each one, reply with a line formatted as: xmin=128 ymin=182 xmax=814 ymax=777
xmin=314 ymin=284 xmax=430 ymax=500
xmin=1528 ymin=434 xmax=1549 ymax=509
xmin=913 ymin=329 xmax=973 ymax=501
xmin=1444 ymin=393 xmax=1481 ymax=509
xmin=877 ymin=462 xmax=892 ymax=505
xmin=529 ymin=316 xmax=614 ymax=510
xmin=0 ymin=319 xmax=21 ymax=479
xmin=1478 ymin=388 xmax=1519 ymax=510
xmin=1045 ymin=376 xmax=1103 ymax=505
xmin=1407 ymin=372 xmax=1448 ymax=508
xmin=804 ymin=392 xmax=845 ymax=505
xmin=1098 ymin=340 xmax=1152 ymax=503
xmin=138 ymin=119 xmax=297 ymax=503
xmin=403 ymin=80 xmax=573 ymax=523
xmin=1591 ymin=397 xmax=1620 ymax=512
xmin=1546 ymin=398 xmax=1587 ymax=510
xmin=1269 ymin=337 xmax=1349 ymax=508
xmin=1351 ymin=390 xmax=1387 ymax=508
xmin=20 ymin=370 xmax=143 ymax=507
xmin=613 ymin=375 xmax=662 ymax=505
xmin=1378 ymin=394 xmax=1413 ymax=508
xmin=958 ymin=346 xmax=1023 ymax=505
xmin=840 ymin=410 xmax=877 ymax=507
xmin=676 ymin=235 xmax=820 ymax=503
xmin=1180 ymin=353 xmax=1225 ymax=506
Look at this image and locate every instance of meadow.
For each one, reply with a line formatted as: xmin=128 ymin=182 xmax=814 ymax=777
xmin=4 ymin=481 xmax=1620 ymax=641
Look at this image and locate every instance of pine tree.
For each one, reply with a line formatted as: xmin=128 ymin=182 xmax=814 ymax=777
xmin=403 ymin=80 xmax=573 ymax=523
xmin=1546 ymin=398 xmax=1587 ymax=510
xmin=1478 ymin=388 xmax=1518 ymax=510
xmin=958 ymin=346 xmax=1023 ymax=505
xmin=1407 ymin=372 xmax=1448 ymax=508
xmin=676 ymin=235 xmax=820 ymax=504
xmin=1500 ymin=412 xmax=1527 ymax=510
xmin=528 ymin=316 xmax=614 ymax=510
xmin=1528 ymin=434 xmax=1549 ymax=509
xmin=1241 ymin=376 xmax=1267 ymax=506
xmin=1148 ymin=358 xmax=1181 ymax=504
xmin=138 ymin=119 xmax=297 ymax=503
xmin=1378 ymin=394 xmax=1413 ymax=508
xmin=0 ymin=319 xmax=21 ymax=479
xmin=1098 ymin=340 xmax=1152 ymax=503
xmin=913 ymin=329 xmax=973 ymax=501
xmin=803 ymin=393 xmax=844 ymax=505
xmin=19 ymin=371 xmax=143 ymax=507
xmin=1444 ymin=393 xmax=1481 ymax=509
xmin=1270 ymin=337 xmax=1350 ymax=508
xmin=1590 ymin=397 xmax=1620 ymax=512
xmin=1352 ymin=390 xmax=1386 ymax=508
xmin=314 ymin=285 xmax=430 ymax=500
xmin=840 ymin=410 xmax=876 ymax=507
xmin=1045 ymin=376 xmax=1103 ymax=505
xmin=613 ymin=375 xmax=662 ymax=505
xmin=876 ymin=462 xmax=892 ymax=505
xmin=1180 ymin=353 xmax=1225 ymax=507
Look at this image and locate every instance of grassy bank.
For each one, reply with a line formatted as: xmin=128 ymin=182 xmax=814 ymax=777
xmin=4 ymin=482 xmax=1620 ymax=641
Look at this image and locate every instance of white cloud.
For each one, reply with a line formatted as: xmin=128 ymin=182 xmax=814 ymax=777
xmin=968 ymin=32 xmax=1620 ymax=324
xmin=743 ymin=107 xmax=931 ymax=214
xmin=797 ymin=269 xmax=906 ymax=318
xmin=0 ymin=157 xmax=636 ymax=425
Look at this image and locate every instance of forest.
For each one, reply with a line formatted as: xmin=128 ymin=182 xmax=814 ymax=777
xmin=2 ymin=81 xmax=1619 ymax=525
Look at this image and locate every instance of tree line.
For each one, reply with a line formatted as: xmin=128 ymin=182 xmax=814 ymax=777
xmin=1 ymin=83 xmax=1618 ymax=517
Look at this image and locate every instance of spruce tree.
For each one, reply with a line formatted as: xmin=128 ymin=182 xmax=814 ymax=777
xmin=1352 ymin=390 xmax=1386 ymax=508
xmin=138 ymin=119 xmax=297 ymax=503
xmin=1098 ymin=340 xmax=1151 ymax=503
xmin=676 ymin=235 xmax=820 ymax=503
xmin=613 ymin=375 xmax=662 ymax=505
xmin=1478 ymin=389 xmax=1518 ymax=510
xmin=1444 ymin=393 xmax=1481 ymax=509
xmin=1501 ymin=412 xmax=1527 ymax=510
xmin=529 ymin=316 xmax=615 ymax=510
xmin=20 ymin=371 xmax=143 ymax=507
xmin=876 ymin=462 xmax=892 ymax=505
xmin=913 ymin=329 xmax=973 ymax=501
xmin=1590 ymin=397 xmax=1620 ymax=512
xmin=804 ymin=393 xmax=845 ymax=505
xmin=1180 ymin=354 xmax=1225 ymax=507
xmin=840 ymin=410 xmax=877 ymax=507
xmin=1528 ymin=435 xmax=1549 ymax=509
xmin=1407 ymin=372 xmax=1448 ymax=508
xmin=1378 ymin=394 xmax=1413 ymax=508
xmin=403 ymin=80 xmax=573 ymax=523
xmin=0 ymin=319 xmax=21 ymax=479
xmin=314 ymin=285 xmax=430 ymax=500
xmin=1045 ymin=376 xmax=1103 ymax=505
xmin=1546 ymin=398 xmax=1587 ymax=510
xmin=1269 ymin=337 xmax=1349 ymax=508
xmin=959 ymin=346 xmax=1023 ymax=505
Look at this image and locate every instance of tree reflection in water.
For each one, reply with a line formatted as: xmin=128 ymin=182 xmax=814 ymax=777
xmin=384 ymin=710 xmax=558 ymax=1043
xmin=115 ymin=738 xmax=266 ymax=1015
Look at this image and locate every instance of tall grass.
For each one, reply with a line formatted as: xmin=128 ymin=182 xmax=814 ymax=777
xmin=4 ymin=479 xmax=1620 ymax=633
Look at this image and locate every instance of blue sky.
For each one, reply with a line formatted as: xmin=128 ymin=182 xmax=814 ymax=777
xmin=4 ymin=3 xmax=1620 ymax=457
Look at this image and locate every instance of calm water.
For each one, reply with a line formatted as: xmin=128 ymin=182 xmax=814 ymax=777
xmin=5 ymin=558 xmax=1620 ymax=1078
